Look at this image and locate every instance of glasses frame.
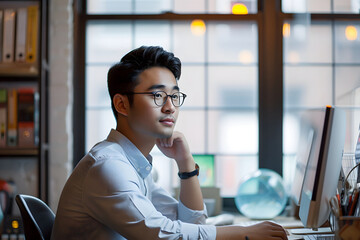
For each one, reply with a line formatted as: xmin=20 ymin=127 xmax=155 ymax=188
xmin=126 ymin=90 xmax=187 ymax=107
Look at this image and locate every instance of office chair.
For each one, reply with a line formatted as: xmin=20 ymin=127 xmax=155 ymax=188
xmin=15 ymin=194 xmax=55 ymax=240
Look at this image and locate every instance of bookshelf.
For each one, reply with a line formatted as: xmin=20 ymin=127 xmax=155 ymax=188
xmin=0 ymin=0 xmax=48 ymax=205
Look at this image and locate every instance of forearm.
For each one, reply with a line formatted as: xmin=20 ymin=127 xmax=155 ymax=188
xmin=216 ymin=226 xmax=246 ymax=240
xmin=177 ymin=157 xmax=204 ymax=211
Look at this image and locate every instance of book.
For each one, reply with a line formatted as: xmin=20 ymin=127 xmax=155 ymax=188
xmin=7 ymin=89 xmax=17 ymax=146
xmin=0 ymin=10 xmax=4 ymax=62
xmin=15 ymin=8 xmax=28 ymax=62
xmin=26 ymin=6 xmax=39 ymax=63
xmin=17 ymin=88 xmax=35 ymax=147
xmin=0 ymin=89 xmax=7 ymax=147
xmin=2 ymin=9 xmax=16 ymax=63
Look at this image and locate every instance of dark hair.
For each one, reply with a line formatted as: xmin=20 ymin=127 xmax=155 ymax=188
xmin=107 ymin=46 xmax=181 ymax=119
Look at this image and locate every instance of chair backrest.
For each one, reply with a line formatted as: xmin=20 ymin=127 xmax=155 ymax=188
xmin=15 ymin=194 xmax=55 ymax=240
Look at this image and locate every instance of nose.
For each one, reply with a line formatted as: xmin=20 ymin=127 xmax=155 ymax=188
xmin=161 ymin=96 xmax=176 ymax=113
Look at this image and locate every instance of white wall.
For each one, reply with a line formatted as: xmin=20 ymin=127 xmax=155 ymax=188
xmin=48 ymin=0 xmax=74 ymax=211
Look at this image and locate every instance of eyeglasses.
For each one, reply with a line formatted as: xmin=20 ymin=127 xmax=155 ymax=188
xmin=126 ymin=91 xmax=187 ymax=107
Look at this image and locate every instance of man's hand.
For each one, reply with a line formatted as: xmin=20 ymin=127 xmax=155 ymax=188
xmin=216 ymin=221 xmax=288 ymax=240
xmin=156 ymin=131 xmax=194 ymax=172
xmin=156 ymin=131 xmax=204 ymax=211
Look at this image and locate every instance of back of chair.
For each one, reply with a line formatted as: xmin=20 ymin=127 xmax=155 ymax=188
xmin=15 ymin=194 xmax=55 ymax=240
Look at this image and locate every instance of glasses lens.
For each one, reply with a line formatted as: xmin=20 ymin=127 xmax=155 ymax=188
xmin=172 ymin=92 xmax=186 ymax=107
xmin=154 ymin=91 xmax=167 ymax=106
xmin=153 ymin=91 xmax=186 ymax=107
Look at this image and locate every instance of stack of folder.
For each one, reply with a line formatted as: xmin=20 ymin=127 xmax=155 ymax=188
xmin=0 ymin=5 xmax=39 ymax=64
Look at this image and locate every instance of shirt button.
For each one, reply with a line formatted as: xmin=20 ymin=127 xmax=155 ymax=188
xmin=146 ymin=166 xmax=150 ymax=171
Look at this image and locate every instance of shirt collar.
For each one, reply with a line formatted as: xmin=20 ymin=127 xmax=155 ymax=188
xmin=107 ymin=129 xmax=152 ymax=179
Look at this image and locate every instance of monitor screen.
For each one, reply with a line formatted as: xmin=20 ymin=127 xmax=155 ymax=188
xmin=298 ymin=106 xmax=346 ymax=229
xmin=291 ymin=117 xmax=315 ymax=206
xmin=193 ymin=154 xmax=215 ymax=187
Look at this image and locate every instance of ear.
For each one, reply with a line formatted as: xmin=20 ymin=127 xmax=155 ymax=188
xmin=113 ymin=94 xmax=129 ymax=117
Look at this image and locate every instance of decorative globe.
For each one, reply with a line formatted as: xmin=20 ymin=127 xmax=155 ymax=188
xmin=235 ymin=169 xmax=287 ymax=219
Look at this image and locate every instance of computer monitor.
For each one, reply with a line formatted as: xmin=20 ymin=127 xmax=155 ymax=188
xmin=298 ymin=106 xmax=346 ymax=229
xmin=291 ymin=117 xmax=315 ymax=205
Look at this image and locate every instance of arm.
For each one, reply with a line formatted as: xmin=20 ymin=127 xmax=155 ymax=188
xmin=216 ymin=222 xmax=288 ymax=240
xmin=156 ymin=131 xmax=204 ymax=211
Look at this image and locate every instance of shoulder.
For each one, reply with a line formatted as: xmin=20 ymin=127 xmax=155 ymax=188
xmin=83 ymin=141 xmax=141 ymax=192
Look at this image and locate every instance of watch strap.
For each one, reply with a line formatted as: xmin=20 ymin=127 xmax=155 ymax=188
xmin=178 ymin=163 xmax=199 ymax=179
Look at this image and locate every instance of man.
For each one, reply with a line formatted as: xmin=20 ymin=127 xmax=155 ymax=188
xmin=51 ymin=46 xmax=287 ymax=239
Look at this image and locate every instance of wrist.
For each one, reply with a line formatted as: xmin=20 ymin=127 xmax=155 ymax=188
xmin=178 ymin=163 xmax=199 ymax=179
xmin=176 ymin=156 xmax=195 ymax=172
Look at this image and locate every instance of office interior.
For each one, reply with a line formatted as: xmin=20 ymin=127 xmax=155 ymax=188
xmin=1 ymin=0 xmax=360 ymax=233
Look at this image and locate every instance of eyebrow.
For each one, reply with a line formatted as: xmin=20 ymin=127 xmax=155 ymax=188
xmin=147 ymin=84 xmax=180 ymax=91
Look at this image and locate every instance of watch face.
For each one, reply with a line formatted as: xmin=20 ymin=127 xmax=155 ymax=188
xmin=195 ymin=163 xmax=200 ymax=176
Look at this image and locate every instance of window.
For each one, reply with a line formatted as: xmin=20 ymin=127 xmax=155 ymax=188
xmin=282 ymin=0 xmax=360 ymax=189
xmin=74 ymin=0 xmax=360 ymax=199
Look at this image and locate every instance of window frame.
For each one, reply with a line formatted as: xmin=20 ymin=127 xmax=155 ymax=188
xmin=73 ymin=0 xmax=360 ymax=208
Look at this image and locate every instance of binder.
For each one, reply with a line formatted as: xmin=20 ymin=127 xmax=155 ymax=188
xmin=17 ymin=88 xmax=35 ymax=147
xmin=7 ymin=89 xmax=17 ymax=146
xmin=2 ymin=9 xmax=16 ymax=63
xmin=26 ymin=6 xmax=39 ymax=63
xmin=0 ymin=89 xmax=7 ymax=147
xmin=0 ymin=10 xmax=4 ymax=62
xmin=15 ymin=8 xmax=27 ymax=62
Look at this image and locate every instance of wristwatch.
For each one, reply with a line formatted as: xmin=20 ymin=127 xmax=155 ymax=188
xmin=178 ymin=163 xmax=199 ymax=179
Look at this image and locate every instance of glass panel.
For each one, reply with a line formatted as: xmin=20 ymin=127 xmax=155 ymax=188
xmin=335 ymin=22 xmax=360 ymax=63
xmin=135 ymin=0 xmax=171 ymax=13
xmin=208 ymin=110 xmax=258 ymax=154
xmin=86 ymin=21 xmax=132 ymax=64
xmin=216 ymin=155 xmax=258 ymax=197
xmin=284 ymin=66 xmax=333 ymax=108
xmin=208 ymin=66 xmax=258 ymax=108
xmin=173 ymin=21 xmax=205 ymax=63
xmin=180 ymin=66 xmax=206 ymax=108
xmin=87 ymin=0 xmax=171 ymax=14
xmin=343 ymin=109 xmax=360 ymax=153
xmin=282 ymin=0 xmax=331 ymax=13
xmin=334 ymin=0 xmax=360 ymax=13
xmin=87 ymin=0 xmax=132 ymax=14
xmin=208 ymin=22 xmax=258 ymax=63
xmin=86 ymin=109 xmax=116 ymax=151
xmin=284 ymin=22 xmax=332 ymax=64
xmin=174 ymin=110 xmax=206 ymax=153
xmin=208 ymin=0 xmax=258 ymax=14
xmin=335 ymin=66 xmax=360 ymax=107
xmin=134 ymin=21 xmax=171 ymax=50
xmin=86 ymin=65 xmax=112 ymax=108
xmin=174 ymin=0 xmax=206 ymax=13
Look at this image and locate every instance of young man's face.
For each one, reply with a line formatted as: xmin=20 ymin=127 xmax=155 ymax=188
xmin=127 ymin=66 xmax=180 ymax=140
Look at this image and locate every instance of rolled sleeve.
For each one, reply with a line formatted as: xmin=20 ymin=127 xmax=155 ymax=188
xmin=178 ymin=201 xmax=208 ymax=224
xmin=181 ymin=222 xmax=217 ymax=240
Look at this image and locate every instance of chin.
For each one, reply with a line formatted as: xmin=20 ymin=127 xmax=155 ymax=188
xmin=156 ymin=130 xmax=174 ymax=139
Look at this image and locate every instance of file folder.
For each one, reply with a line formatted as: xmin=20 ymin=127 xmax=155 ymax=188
xmin=26 ymin=6 xmax=39 ymax=63
xmin=7 ymin=89 xmax=17 ymax=146
xmin=2 ymin=9 xmax=16 ymax=63
xmin=0 ymin=88 xmax=7 ymax=147
xmin=16 ymin=8 xmax=27 ymax=62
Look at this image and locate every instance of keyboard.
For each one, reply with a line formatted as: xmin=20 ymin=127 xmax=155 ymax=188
xmin=303 ymin=234 xmax=335 ymax=240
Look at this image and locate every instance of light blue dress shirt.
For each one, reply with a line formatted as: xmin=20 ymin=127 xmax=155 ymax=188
xmin=51 ymin=129 xmax=216 ymax=240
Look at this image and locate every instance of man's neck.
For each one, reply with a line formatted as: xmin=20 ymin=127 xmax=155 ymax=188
xmin=115 ymin=127 xmax=155 ymax=157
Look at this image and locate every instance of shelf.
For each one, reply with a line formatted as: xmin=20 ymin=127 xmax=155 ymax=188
xmin=0 ymin=148 xmax=39 ymax=156
xmin=0 ymin=63 xmax=39 ymax=77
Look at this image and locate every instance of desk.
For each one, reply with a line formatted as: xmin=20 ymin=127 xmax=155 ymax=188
xmin=234 ymin=215 xmax=304 ymax=229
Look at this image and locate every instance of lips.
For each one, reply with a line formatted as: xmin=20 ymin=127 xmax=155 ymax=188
xmin=159 ymin=117 xmax=175 ymax=126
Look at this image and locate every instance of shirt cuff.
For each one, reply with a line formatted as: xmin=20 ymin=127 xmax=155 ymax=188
xmin=178 ymin=200 xmax=208 ymax=224
xmin=180 ymin=222 xmax=216 ymax=240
